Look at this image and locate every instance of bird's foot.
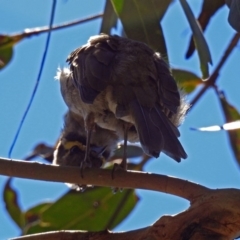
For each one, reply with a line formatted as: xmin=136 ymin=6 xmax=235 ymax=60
xmin=75 ymin=184 xmax=87 ymax=192
xmin=111 ymin=159 xmax=127 ymax=193
xmin=110 ymin=121 xmax=130 ymax=193
xmin=80 ymin=157 xmax=92 ymax=178
xmin=111 ymin=159 xmax=127 ymax=179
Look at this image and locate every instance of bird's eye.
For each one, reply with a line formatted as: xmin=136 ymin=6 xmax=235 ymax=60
xmin=70 ymin=146 xmax=80 ymax=154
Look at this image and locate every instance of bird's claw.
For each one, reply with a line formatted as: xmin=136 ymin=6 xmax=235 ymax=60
xmin=76 ymin=184 xmax=87 ymax=192
xmin=111 ymin=160 xmax=127 ymax=193
xmin=80 ymin=158 xmax=92 ymax=178
xmin=111 ymin=159 xmax=127 ymax=179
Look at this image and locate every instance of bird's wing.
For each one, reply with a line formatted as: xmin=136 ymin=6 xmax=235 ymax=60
xmin=128 ymin=55 xmax=187 ymax=161
xmin=67 ymin=35 xmax=187 ymax=161
xmin=67 ymin=36 xmax=118 ymax=104
xmin=154 ymin=55 xmax=181 ymax=115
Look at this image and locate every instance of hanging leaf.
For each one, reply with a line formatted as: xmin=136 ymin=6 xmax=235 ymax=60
xmin=3 ymin=178 xmax=25 ymax=229
xmin=111 ymin=144 xmax=143 ymax=161
xmin=154 ymin=0 xmax=173 ymax=22
xmin=24 ymin=202 xmax=52 ymax=228
xmin=226 ymin=0 xmax=240 ymax=33
xmin=180 ymin=0 xmax=212 ymax=79
xmin=24 ymin=143 xmax=54 ymax=163
xmin=0 ymin=34 xmax=24 ymax=70
xmin=0 ymin=36 xmax=14 ymax=70
xmin=172 ymin=69 xmax=202 ymax=93
xmin=186 ymin=0 xmax=225 ymax=58
xmin=25 ymin=187 xmax=138 ymax=234
xmin=111 ymin=0 xmax=170 ymax=56
xmin=100 ymin=0 xmax=118 ymax=34
xmin=218 ymin=92 xmax=240 ymax=164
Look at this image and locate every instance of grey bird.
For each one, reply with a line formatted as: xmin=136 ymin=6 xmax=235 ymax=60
xmin=56 ymin=34 xmax=189 ymax=170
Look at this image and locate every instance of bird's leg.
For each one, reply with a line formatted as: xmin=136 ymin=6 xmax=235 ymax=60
xmin=80 ymin=112 xmax=95 ymax=178
xmin=111 ymin=122 xmax=130 ymax=179
xmin=120 ymin=122 xmax=129 ymax=170
xmin=84 ymin=113 xmax=95 ymax=164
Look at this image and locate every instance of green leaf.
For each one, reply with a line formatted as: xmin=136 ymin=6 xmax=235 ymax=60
xmin=0 ymin=36 xmax=14 ymax=70
xmin=0 ymin=34 xmax=23 ymax=70
xmin=154 ymin=0 xmax=173 ymax=22
xmin=100 ymin=0 xmax=118 ymax=34
xmin=24 ymin=202 xmax=52 ymax=224
xmin=111 ymin=144 xmax=143 ymax=161
xmin=218 ymin=92 xmax=240 ymax=164
xmin=186 ymin=0 xmax=225 ymax=58
xmin=3 ymin=178 xmax=25 ymax=229
xmin=23 ymin=202 xmax=53 ymax=234
xmin=26 ymin=187 xmax=138 ymax=234
xmin=172 ymin=69 xmax=202 ymax=93
xmin=226 ymin=0 xmax=240 ymax=32
xmin=180 ymin=0 xmax=212 ymax=79
xmin=111 ymin=0 xmax=169 ymax=56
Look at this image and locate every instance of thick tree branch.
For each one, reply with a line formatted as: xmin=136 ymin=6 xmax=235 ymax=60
xmin=2 ymin=158 xmax=240 ymax=239
xmin=10 ymin=188 xmax=240 ymax=240
xmin=0 ymin=157 xmax=208 ymax=202
xmin=10 ymin=228 xmax=149 ymax=240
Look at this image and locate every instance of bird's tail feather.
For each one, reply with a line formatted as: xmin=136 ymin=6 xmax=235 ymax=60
xmin=129 ymin=99 xmax=187 ymax=161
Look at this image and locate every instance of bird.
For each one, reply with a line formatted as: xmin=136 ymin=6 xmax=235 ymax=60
xmin=53 ymin=110 xmax=119 ymax=169
xmin=56 ymin=34 xmax=189 ymax=171
xmin=53 ymin=110 xmax=120 ymax=189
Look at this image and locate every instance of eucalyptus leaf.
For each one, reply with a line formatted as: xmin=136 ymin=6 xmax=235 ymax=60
xmin=111 ymin=0 xmax=168 ymax=56
xmin=0 ymin=35 xmax=14 ymax=70
xmin=25 ymin=187 xmax=138 ymax=234
xmin=0 ymin=34 xmax=24 ymax=70
xmin=218 ymin=91 xmax=240 ymax=165
xmin=3 ymin=178 xmax=25 ymax=229
xmin=111 ymin=144 xmax=143 ymax=161
xmin=180 ymin=0 xmax=212 ymax=79
xmin=100 ymin=0 xmax=118 ymax=34
xmin=172 ymin=69 xmax=202 ymax=93
xmin=185 ymin=0 xmax=225 ymax=58
xmin=226 ymin=0 xmax=240 ymax=32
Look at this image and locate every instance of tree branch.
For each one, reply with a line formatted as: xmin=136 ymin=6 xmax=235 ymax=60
xmin=10 ymin=188 xmax=240 ymax=239
xmin=2 ymin=157 xmax=240 ymax=239
xmin=0 ymin=157 xmax=209 ymax=202
xmin=10 ymin=228 xmax=149 ymax=240
xmin=190 ymin=32 xmax=240 ymax=108
xmin=9 ymin=13 xmax=103 ymax=42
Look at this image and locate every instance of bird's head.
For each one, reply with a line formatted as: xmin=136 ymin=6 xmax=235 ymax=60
xmin=53 ymin=134 xmax=105 ymax=169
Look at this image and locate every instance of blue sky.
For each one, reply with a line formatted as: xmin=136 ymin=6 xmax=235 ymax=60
xmin=1 ymin=0 xmax=240 ymax=239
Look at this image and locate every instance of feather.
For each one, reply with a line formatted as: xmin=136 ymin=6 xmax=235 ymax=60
xmin=151 ymin=106 xmax=187 ymax=161
xmin=154 ymin=55 xmax=180 ymax=114
xmin=129 ymin=99 xmax=187 ymax=161
xmin=129 ymin=99 xmax=163 ymax=158
xmin=61 ymin=34 xmax=188 ymax=164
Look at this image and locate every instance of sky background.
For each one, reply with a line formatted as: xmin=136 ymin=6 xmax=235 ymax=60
xmin=1 ymin=0 xmax=240 ymax=239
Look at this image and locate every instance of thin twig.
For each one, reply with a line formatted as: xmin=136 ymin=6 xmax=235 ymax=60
xmin=11 ymin=13 xmax=103 ymax=40
xmin=8 ymin=1 xmax=57 ymax=157
xmin=190 ymin=32 xmax=240 ymax=108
